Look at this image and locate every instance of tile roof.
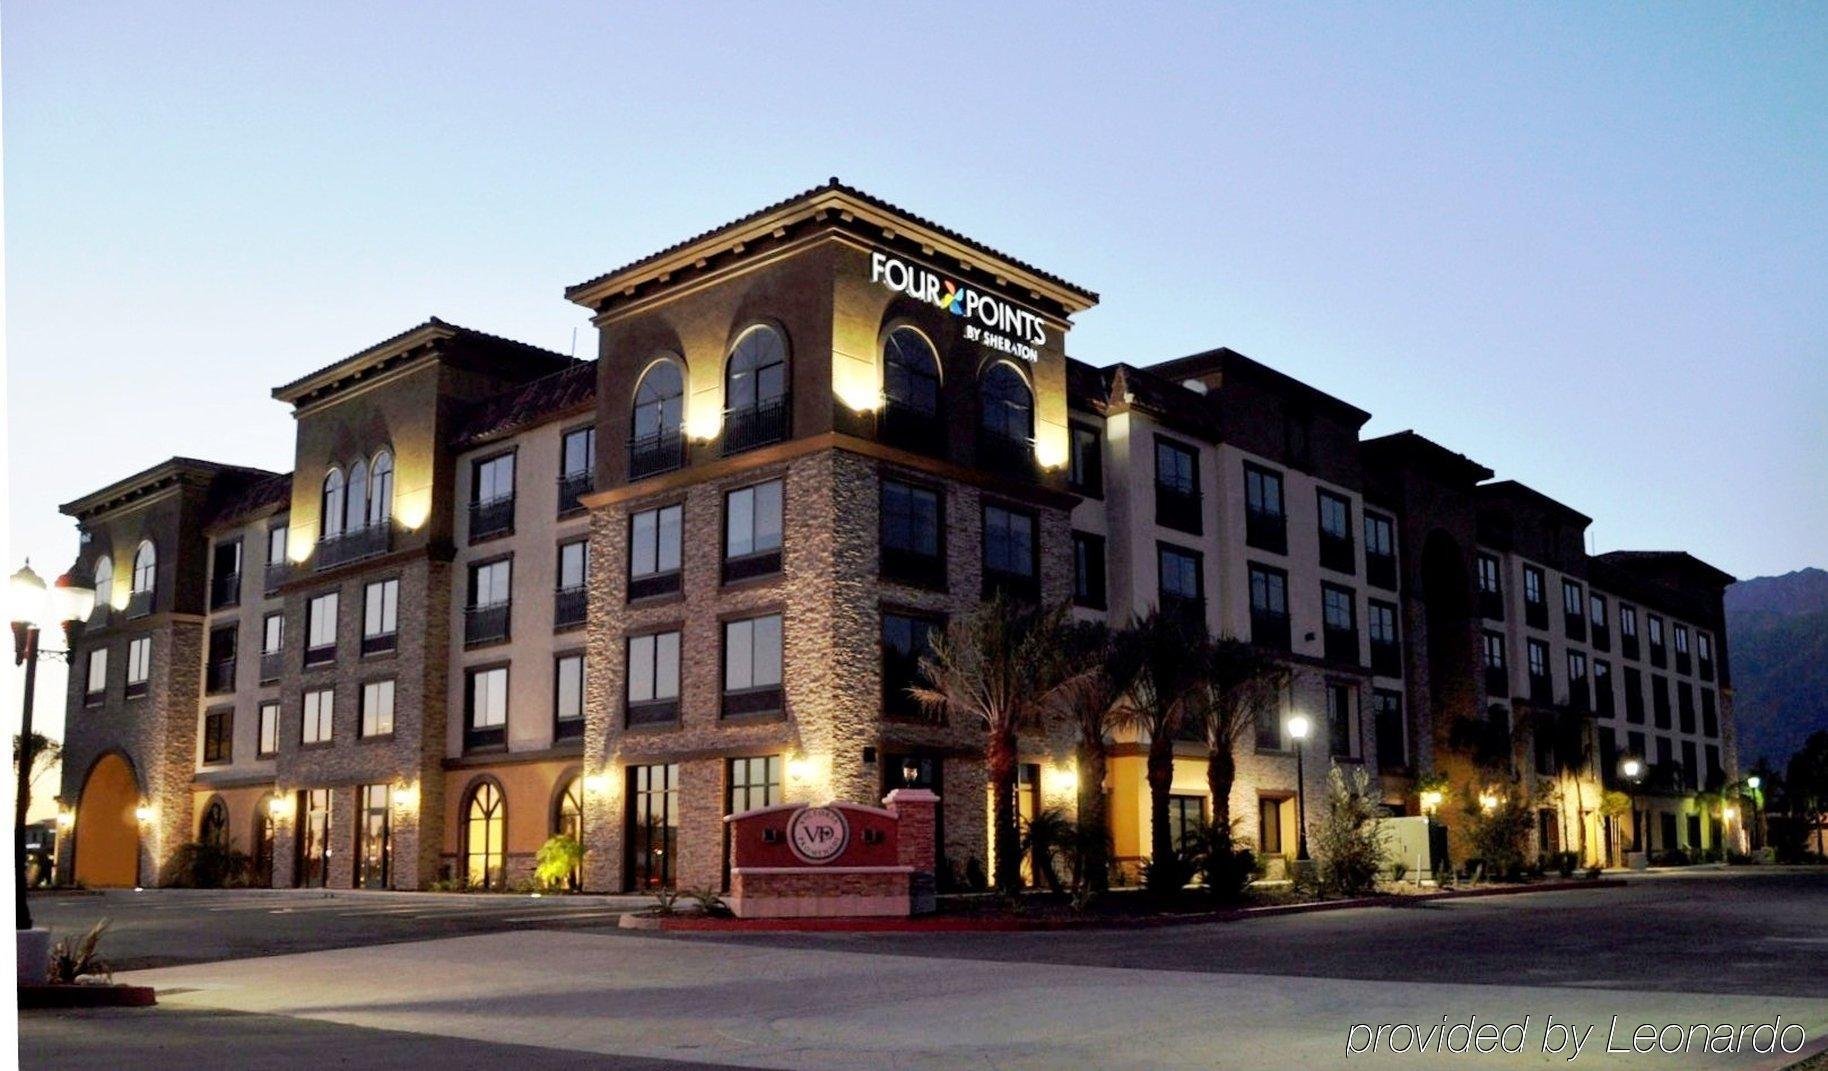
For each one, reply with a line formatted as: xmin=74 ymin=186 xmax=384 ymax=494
xmin=452 ymin=360 xmax=597 ymax=448
xmin=271 ymin=317 xmax=571 ymax=403
xmin=209 ymin=471 xmax=294 ymax=529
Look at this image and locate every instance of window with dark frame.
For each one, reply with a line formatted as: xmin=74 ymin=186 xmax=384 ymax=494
xmin=1249 ymin=563 xmax=1290 ymax=651
xmin=1476 ymin=552 xmax=1504 ymax=620
xmin=206 ymin=624 xmax=236 ymax=694
xmin=1068 ymin=422 xmax=1103 ymax=497
xmin=626 ymin=763 xmax=678 ymax=889
xmin=556 ymin=540 xmax=589 ymax=628
xmin=1317 ymin=490 xmax=1354 ymax=574
xmin=1624 ymin=666 xmax=1646 ymax=723
xmin=466 ymin=559 xmax=512 ymax=645
xmin=1594 ymin=659 xmax=1614 ymax=718
xmin=880 ymin=478 xmax=944 ymax=589
xmin=210 ymin=539 xmax=242 ymax=610
xmin=1072 ymin=531 xmax=1106 ymax=610
xmin=202 ymin=708 xmax=233 ymax=764
xmin=1153 ymin=437 xmax=1201 ymax=535
xmin=1567 ymin=651 xmax=1590 ymax=711
xmin=470 ymin=452 xmax=516 ymax=540
xmin=1589 ymin=592 xmax=1610 ymax=651
xmin=558 ymin=426 xmax=596 ymax=514
xmin=1368 ymin=600 xmax=1400 ymax=677
xmin=1326 ymin=681 xmax=1359 ymax=759
xmin=1321 ymin=583 xmax=1358 ymax=664
xmin=1244 ymin=463 xmax=1287 ymax=553
xmin=302 ymin=687 xmax=334 ymax=745
xmin=554 ymin=652 xmax=585 ymax=740
xmin=85 ymin=647 xmax=108 ymax=704
xmin=723 ymin=479 xmax=784 ymax=583
xmin=1364 ymin=511 xmax=1396 ymax=589
xmin=356 ymin=783 xmax=392 ymax=889
xmin=981 ymin=504 xmax=1038 ymax=601
xmin=1562 ymin=579 xmax=1586 ymax=641
xmin=465 ymin=666 xmax=509 ymax=750
xmin=1527 ymin=639 xmax=1551 ymax=703
xmin=628 ymin=503 xmax=683 ymax=600
xmin=1373 ymin=689 xmax=1406 ymax=769
xmin=360 ymin=678 xmax=395 ymax=737
xmin=1156 ymin=543 xmax=1203 ymax=624
xmin=723 ymin=326 xmax=790 ymax=454
xmin=261 ymin=613 xmax=285 ymax=682
xmin=1483 ymin=630 xmax=1509 ymax=697
xmin=126 ymin=636 xmax=151 ymax=697
xmin=882 ymin=611 xmax=942 ymax=721
xmin=722 ymin=613 xmax=784 ymax=718
xmin=625 ymin=630 xmax=681 ymax=727
xmin=257 ymin=701 xmax=279 ymax=757
xmin=305 ymin=591 xmax=338 ymax=665
xmin=1523 ymin=565 xmax=1547 ymax=629
xmin=362 ymin=578 xmax=398 ymax=654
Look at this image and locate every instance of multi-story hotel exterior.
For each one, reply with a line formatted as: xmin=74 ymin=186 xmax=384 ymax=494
xmin=52 ymin=181 xmax=1739 ymax=892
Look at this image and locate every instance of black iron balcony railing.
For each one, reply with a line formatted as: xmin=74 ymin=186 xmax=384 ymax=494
xmin=84 ymin=687 xmax=106 ymax=708
xmin=1590 ymin=623 xmax=1611 ymax=652
xmin=629 ymin=431 xmax=685 ymax=481
xmin=469 ymin=497 xmax=515 ymax=542
xmin=1524 ymin=599 xmax=1548 ymax=630
xmin=1323 ymin=626 xmax=1359 ymax=666
xmin=554 ymin=586 xmax=587 ymax=629
xmin=627 ymin=698 xmax=680 ymax=728
xmin=1675 ymin=650 xmax=1691 ymax=676
xmin=1648 ymin=642 xmax=1667 ymax=669
xmin=126 ymin=590 xmax=153 ymax=619
xmin=304 ymin=642 xmax=336 ymax=668
xmin=1251 ymin=609 xmax=1291 ymax=653
xmin=465 ymin=601 xmax=511 ymax=645
xmin=264 ymin=561 xmax=291 ymax=596
xmin=1485 ymin=664 xmax=1510 ymax=697
xmin=259 ymin=650 xmax=284 ymax=683
xmin=1698 ymin=656 xmax=1714 ymax=681
xmin=1478 ymin=588 xmax=1504 ymax=621
xmin=1366 ymin=551 xmax=1397 ymax=591
xmin=1245 ymin=509 xmax=1287 ymax=555
xmin=206 ymin=658 xmax=236 ymax=695
xmin=1529 ymin=673 xmax=1553 ymax=704
xmin=1318 ymin=533 xmax=1356 ymax=575
xmin=464 ymin=725 xmax=506 ymax=753
xmin=1155 ymin=485 xmax=1202 ymax=535
xmin=1564 ymin=611 xmax=1587 ymax=643
xmin=317 ymin=523 xmax=392 ymax=570
xmin=1371 ymin=639 xmax=1402 ymax=678
xmin=1621 ymin=633 xmax=1640 ymax=661
xmin=880 ymin=400 xmax=945 ymax=456
xmin=722 ymin=398 xmax=790 ymax=456
xmin=975 ymin=429 xmax=1037 ymax=480
xmin=628 ymin=569 xmax=682 ymax=602
xmin=210 ymin=572 xmax=241 ymax=610
xmin=125 ymin=678 xmax=149 ymax=699
xmin=557 ymin=471 xmax=593 ymax=516
xmin=881 ymin=547 xmax=946 ymax=590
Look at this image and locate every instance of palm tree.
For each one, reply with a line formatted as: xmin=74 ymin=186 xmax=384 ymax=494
xmin=1194 ymin=638 xmax=1290 ymax=832
xmin=1048 ymin=621 xmax=1128 ymax=890
xmin=912 ymin=593 xmax=1072 ymax=893
xmin=1543 ymin=705 xmax=1596 ymax=864
xmin=1110 ymin=611 xmax=1212 ymax=890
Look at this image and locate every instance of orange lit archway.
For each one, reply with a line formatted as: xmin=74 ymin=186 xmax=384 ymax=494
xmin=74 ymin=753 xmax=140 ymax=888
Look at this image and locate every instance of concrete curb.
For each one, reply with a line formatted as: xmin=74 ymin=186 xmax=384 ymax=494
xmin=648 ymin=878 xmax=1629 ymax=933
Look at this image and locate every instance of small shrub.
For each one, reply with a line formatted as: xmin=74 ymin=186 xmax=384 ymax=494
xmin=534 ymin=834 xmax=584 ymax=891
xmin=48 ymin=920 xmax=112 ymax=984
xmin=1142 ymin=853 xmax=1197 ymax=893
xmin=648 ymin=888 xmax=683 ymax=916
xmin=1314 ymin=765 xmax=1388 ymax=897
xmin=427 ymin=876 xmax=469 ymax=893
xmin=1464 ymin=793 xmax=1532 ymax=880
xmin=963 ymin=857 xmax=988 ymax=892
xmin=1582 ymin=865 xmax=1602 ymax=880
xmin=683 ymin=886 xmax=732 ymax=918
xmin=1390 ymin=860 xmax=1410 ymax=884
xmin=1187 ymin=822 xmax=1260 ymax=902
xmin=1070 ymin=887 xmax=1097 ymax=914
xmin=1552 ymin=851 xmax=1577 ymax=879
xmin=168 ymin=842 xmax=250 ymax=888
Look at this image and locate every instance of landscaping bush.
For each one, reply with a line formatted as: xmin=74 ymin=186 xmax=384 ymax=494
xmin=47 ymin=919 xmax=112 ymax=984
xmin=167 ymin=841 xmax=251 ymax=888
xmin=1314 ymin=765 xmax=1388 ymax=896
xmin=534 ymin=834 xmax=584 ymax=891
xmin=1464 ymin=793 xmax=1532 ymax=880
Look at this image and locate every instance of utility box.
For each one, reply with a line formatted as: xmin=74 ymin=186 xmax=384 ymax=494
xmin=1371 ymin=815 xmax=1449 ymax=883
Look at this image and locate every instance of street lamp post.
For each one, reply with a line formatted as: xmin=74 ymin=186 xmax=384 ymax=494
xmin=1746 ymin=775 xmax=1763 ymax=853
xmin=11 ymin=562 xmax=95 ymax=931
xmin=1286 ymin=713 xmax=1312 ymax=861
xmin=1619 ymin=756 xmax=1644 ymax=857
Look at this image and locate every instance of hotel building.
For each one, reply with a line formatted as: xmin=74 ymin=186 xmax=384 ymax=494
xmin=52 ymin=181 xmax=1737 ymax=891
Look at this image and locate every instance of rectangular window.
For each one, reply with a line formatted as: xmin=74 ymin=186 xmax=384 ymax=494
xmin=1317 ymin=490 xmax=1354 ymax=574
xmin=356 ymin=783 xmax=392 ymax=889
xmin=1523 ymin=566 xmax=1547 ymax=629
xmin=1244 ymin=463 xmax=1287 ymax=554
xmin=211 ymin=539 xmax=242 ymax=610
xmin=1068 ymin=422 xmax=1103 ymax=497
xmin=1259 ymin=797 xmax=1287 ymax=854
xmin=1594 ymin=659 xmax=1614 ymax=718
xmin=1482 ymin=630 xmax=1509 ymax=697
xmin=1701 ymin=689 xmax=1718 ymax=737
xmin=1647 ymin=614 xmax=1667 ymax=668
xmin=302 ymin=687 xmax=334 ymax=744
xmin=555 ymin=540 xmax=589 ymax=628
xmin=206 ymin=624 xmax=237 ymax=694
xmin=267 ymin=524 xmax=289 ymax=566
xmin=1624 ymin=666 xmax=1645 ymax=723
xmin=263 ymin=613 xmax=285 ymax=654
xmin=723 ymin=614 xmax=784 ymax=717
xmin=1321 ymin=583 xmax=1358 ymax=664
xmin=465 ymin=666 xmax=509 ymax=748
xmin=1249 ymin=563 xmax=1291 ymax=651
xmin=297 ymin=788 xmax=330 ymax=888
xmin=626 ymin=763 xmax=678 ymax=890
xmin=562 ymin=426 xmax=597 ymax=478
xmin=1589 ymin=592 xmax=1610 ymax=651
xmin=126 ymin=637 xmax=151 ymax=696
xmin=1673 ymin=623 xmax=1691 ymax=674
xmin=626 ymin=631 xmax=681 ymax=726
xmin=628 ymin=503 xmax=683 ymax=599
xmin=360 ymin=679 xmax=395 ymax=737
xmin=982 ymin=504 xmax=1038 ymax=600
xmin=1620 ymin=603 xmax=1641 ymax=660
xmin=1153 ymin=437 xmax=1201 ymax=535
xmin=1166 ymin=795 xmax=1206 ymax=851
xmin=1698 ymin=632 xmax=1715 ymax=680
xmin=362 ymin=579 xmax=398 ymax=654
xmin=728 ymin=756 xmax=783 ymax=815
xmin=85 ymin=648 xmax=108 ymax=702
xmin=1677 ymin=681 xmax=1696 ymax=734
xmin=554 ymin=653 xmax=585 ymax=739
xmin=202 ymin=708 xmax=233 ymax=764
xmin=1562 ymin=579 xmax=1586 ymax=641
xmin=305 ymin=592 xmax=338 ymax=664
xmin=1682 ymin=739 xmax=1700 ymax=791
xmin=1651 ymin=674 xmax=1671 ymax=729
xmin=1477 ymin=552 xmax=1504 ymax=620
xmin=1368 ymin=600 xmax=1400 ymax=676
xmin=1527 ymin=639 xmax=1550 ymax=703
xmin=466 ymin=559 xmax=512 ymax=644
xmin=1157 ymin=543 xmax=1203 ymax=621
xmin=470 ymin=453 xmax=516 ymax=540
xmin=1567 ymin=651 xmax=1589 ymax=711
xmin=1327 ymin=681 xmax=1359 ymax=759
xmin=258 ymin=701 xmax=279 ymax=757
xmin=882 ymin=611 xmax=942 ymax=721
xmin=1373 ymin=689 xmax=1406 ymax=769
xmin=1072 ymin=531 xmax=1106 ymax=610
xmin=724 ymin=479 xmax=784 ymax=582
xmin=880 ymin=479 xmax=944 ymax=588
xmin=1364 ymin=511 xmax=1396 ymax=589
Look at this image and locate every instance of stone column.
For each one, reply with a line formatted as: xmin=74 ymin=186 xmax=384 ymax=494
xmin=886 ymin=788 xmax=938 ymax=914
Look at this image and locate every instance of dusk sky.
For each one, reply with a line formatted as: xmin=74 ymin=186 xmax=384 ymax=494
xmin=5 ymin=4 xmax=1825 ymax=740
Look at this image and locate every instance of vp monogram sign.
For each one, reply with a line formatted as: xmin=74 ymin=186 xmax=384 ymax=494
xmin=787 ymin=805 xmax=851 ymax=864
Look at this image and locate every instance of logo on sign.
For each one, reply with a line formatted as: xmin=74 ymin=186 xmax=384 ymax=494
xmin=870 ymin=251 xmax=1047 ymax=362
xmin=787 ymin=806 xmax=850 ymax=864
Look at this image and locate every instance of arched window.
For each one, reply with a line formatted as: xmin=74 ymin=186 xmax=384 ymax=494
xmin=131 ymin=541 xmax=157 ymax=594
xmin=980 ymin=363 xmax=1034 ymax=443
xmin=200 ymin=797 xmax=229 ymax=848
xmin=346 ymin=459 xmax=369 ymax=533
xmin=322 ymin=468 xmax=346 ymax=539
xmin=631 ymin=361 xmax=685 ymax=445
xmin=553 ymin=776 xmax=584 ymax=891
xmin=723 ymin=326 xmax=789 ymax=451
xmin=91 ymin=555 xmax=113 ymax=614
xmin=883 ymin=327 xmax=941 ymax=416
xmin=464 ymin=780 xmax=506 ymax=890
xmin=368 ymin=451 xmax=393 ymax=528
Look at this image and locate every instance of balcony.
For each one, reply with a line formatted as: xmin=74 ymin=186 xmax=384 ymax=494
xmin=1564 ymin=612 xmax=1587 ymax=643
xmin=1323 ymin=626 xmax=1359 ymax=665
xmin=1367 ymin=552 xmax=1397 ymax=591
xmin=557 ymin=471 xmax=593 ymax=516
xmin=1698 ymin=656 xmax=1714 ymax=681
xmin=465 ymin=601 xmax=511 ymax=645
xmin=880 ymin=400 xmax=945 ymax=456
xmin=1251 ymin=609 xmax=1291 ymax=653
xmin=264 ymin=561 xmax=291 ymax=596
xmin=1596 ymin=689 xmax=1615 ymax=719
xmin=259 ymin=650 xmax=284 ymax=683
xmin=1245 ymin=509 xmax=1287 ymax=555
xmin=1524 ymin=600 xmax=1548 ymax=630
xmin=1648 ymin=643 xmax=1667 ymax=669
xmin=722 ymin=686 xmax=784 ymax=719
xmin=1318 ymin=533 xmax=1355 ymax=575
xmin=628 ymin=569 xmax=682 ymax=602
xmin=1485 ymin=664 xmax=1510 ymax=697
xmin=205 ymin=658 xmax=236 ymax=695
xmin=626 ymin=699 xmax=679 ymax=728
xmin=210 ymin=572 xmax=241 ymax=611
xmin=881 ymin=547 xmax=946 ymax=590
xmin=1154 ymin=485 xmax=1202 ymax=535
xmin=1478 ymin=588 xmax=1504 ymax=621
xmin=361 ymin=630 xmax=397 ymax=656
xmin=84 ymin=607 xmax=114 ymax=633
xmin=976 ymin=429 xmax=1037 ymax=481
xmin=1567 ymin=681 xmax=1591 ymax=714
xmin=1371 ymin=639 xmax=1402 ymax=678
xmin=1621 ymin=634 xmax=1640 ymax=661
xmin=629 ymin=431 xmax=685 ymax=481
xmin=722 ymin=550 xmax=782 ymax=586
xmin=1590 ymin=623 xmax=1611 ymax=652
xmin=722 ymin=398 xmax=790 ymax=456
xmin=1529 ymin=673 xmax=1553 ymax=705
xmin=554 ymin=586 xmax=587 ymax=629
xmin=469 ymin=497 xmax=515 ymax=542
xmin=317 ymin=523 xmax=392 ymax=570
xmin=125 ymin=590 xmax=153 ymax=620
xmin=1675 ymin=651 xmax=1691 ymax=676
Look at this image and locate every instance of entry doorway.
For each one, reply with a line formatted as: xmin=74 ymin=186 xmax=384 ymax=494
xmin=73 ymin=753 xmax=139 ymax=888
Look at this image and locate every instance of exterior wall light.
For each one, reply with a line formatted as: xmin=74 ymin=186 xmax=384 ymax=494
xmin=1419 ymin=789 xmax=1444 ymax=815
xmin=267 ymin=797 xmax=293 ymax=820
xmin=394 ymin=781 xmax=419 ymax=811
xmin=1046 ymin=765 xmax=1078 ymax=794
xmin=134 ymin=804 xmax=155 ymax=824
xmin=55 ymin=810 xmax=74 ymax=829
xmin=788 ymin=757 xmax=814 ymax=785
xmin=1478 ymin=791 xmax=1499 ymax=814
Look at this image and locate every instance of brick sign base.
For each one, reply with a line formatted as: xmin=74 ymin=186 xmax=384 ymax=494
xmin=725 ymin=789 xmax=938 ymax=918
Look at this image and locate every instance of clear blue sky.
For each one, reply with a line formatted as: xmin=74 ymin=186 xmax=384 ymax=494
xmin=6 ymin=2 xmax=1825 ymax=596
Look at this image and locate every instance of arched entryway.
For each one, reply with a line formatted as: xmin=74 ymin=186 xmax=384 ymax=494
xmin=74 ymin=753 xmax=140 ymax=888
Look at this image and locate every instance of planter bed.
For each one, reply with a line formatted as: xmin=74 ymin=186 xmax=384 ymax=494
xmin=19 ymin=983 xmax=157 ymax=1009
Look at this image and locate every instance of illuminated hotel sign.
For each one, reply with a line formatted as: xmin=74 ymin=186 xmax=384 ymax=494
xmin=870 ymin=251 xmax=1046 ymax=362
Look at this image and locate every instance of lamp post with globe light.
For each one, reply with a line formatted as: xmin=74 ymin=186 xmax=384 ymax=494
xmin=1620 ymin=756 xmax=1645 ymax=858
xmin=11 ymin=562 xmax=96 ymax=931
xmin=1286 ymin=713 xmax=1312 ymax=861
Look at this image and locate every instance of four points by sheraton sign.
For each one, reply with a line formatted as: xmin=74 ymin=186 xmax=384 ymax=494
xmin=870 ymin=251 xmax=1046 ymax=363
